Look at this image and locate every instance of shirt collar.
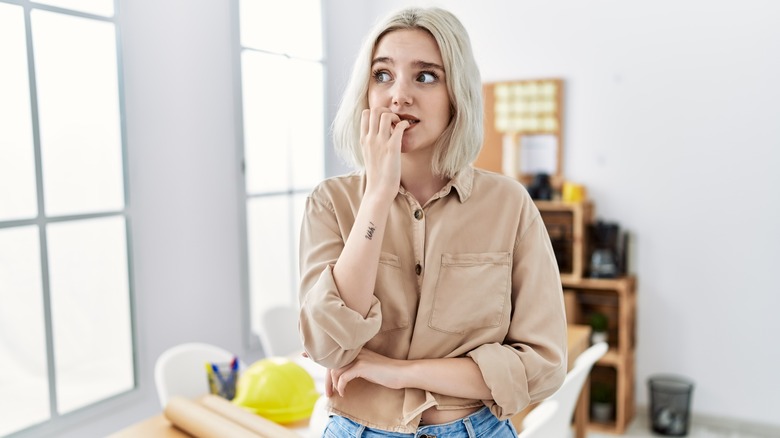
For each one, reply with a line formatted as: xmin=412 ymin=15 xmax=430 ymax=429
xmin=440 ymin=165 xmax=474 ymax=203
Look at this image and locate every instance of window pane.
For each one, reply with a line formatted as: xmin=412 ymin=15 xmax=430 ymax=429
xmin=242 ymin=54 xmax=324 ymax=194
xmin=47 ymin=216 xmax=133 ymax=413
xmin=247 ymin=196 xmax=297 ymax=337
xmin=32 ymin=10 xmax=124 ymax=216
xmin=240 ymin=0 xmax=322 ymax=60
xmin=288 ymin=59 xmax=324 ymax=190
xmin=0 ymin=4 xmax=38 ymax=221
xmin=32 ymin=0 xmax=114 ymax=17
xmin=242 ymin=51 xmax=291 ymax=194
xmin=291 ymin=192 xmax=307 ymax=284
xmin=0 ymin=227 xmax=49 ymax=436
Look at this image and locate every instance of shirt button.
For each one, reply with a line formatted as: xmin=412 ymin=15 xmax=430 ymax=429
xmin=414 ymin=209 xmax=423 ymax=220
xmin=415 ymin=263 xmax=422 ymax=275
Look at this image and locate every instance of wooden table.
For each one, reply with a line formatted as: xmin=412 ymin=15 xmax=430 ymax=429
xmin=111 ymin=325 xmax=591 ymax=438
xmin=108 ymin=408 xmax=309 ymax=438
xmin=110 ymin=415 xmax=190 ymax=438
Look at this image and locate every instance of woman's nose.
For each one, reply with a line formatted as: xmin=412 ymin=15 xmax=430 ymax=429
xmin=391 ymin=81 xmax=413 ymax=107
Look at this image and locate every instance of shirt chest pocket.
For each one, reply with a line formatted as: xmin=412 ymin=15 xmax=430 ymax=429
xmin=375 ymin=252 xmax=410 ymax=333
xmin=429 ymin=252 xmax=511 ymax=335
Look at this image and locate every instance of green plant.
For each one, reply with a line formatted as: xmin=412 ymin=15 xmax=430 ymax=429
xmin=591 ymin=382 xmax=613 ymax=404
xmin=589 ymin=312 xmax=609 ymax=332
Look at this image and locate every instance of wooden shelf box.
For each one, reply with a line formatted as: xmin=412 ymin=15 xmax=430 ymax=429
xmin=536 ymin=200 xmax=593 ymax=282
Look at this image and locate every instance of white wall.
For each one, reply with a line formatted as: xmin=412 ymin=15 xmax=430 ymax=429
xmin=359 ymin=0 xmax=780 ymax=428
xmin=44 ymin=1 xmax=779 ymax=436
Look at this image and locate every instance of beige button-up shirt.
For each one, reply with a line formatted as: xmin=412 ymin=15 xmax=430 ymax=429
xmin=299 ymin=166 xmax=567 ymax=433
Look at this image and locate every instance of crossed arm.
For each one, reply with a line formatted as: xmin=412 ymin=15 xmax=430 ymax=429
xmin=324 ymin=348 xmax=493 ymax=400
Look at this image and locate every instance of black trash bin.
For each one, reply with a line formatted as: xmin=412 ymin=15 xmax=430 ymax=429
xmin=647 ymin=375 xmax=694 ymax=436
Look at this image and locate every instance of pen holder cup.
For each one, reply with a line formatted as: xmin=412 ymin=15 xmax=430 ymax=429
xmin=206 ymin=362 xmax=238 ymax=401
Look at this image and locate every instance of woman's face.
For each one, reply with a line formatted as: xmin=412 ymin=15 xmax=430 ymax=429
xmin=368 ymin=29 xmax=451 ymax=155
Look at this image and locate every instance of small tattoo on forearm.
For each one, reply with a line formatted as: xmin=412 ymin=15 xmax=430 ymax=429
xmin=365 ymin=222 xmax=376 ymax=240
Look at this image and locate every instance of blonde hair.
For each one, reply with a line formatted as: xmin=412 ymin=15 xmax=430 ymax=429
xmin=332 ymin=7 xmax=483 ymax=178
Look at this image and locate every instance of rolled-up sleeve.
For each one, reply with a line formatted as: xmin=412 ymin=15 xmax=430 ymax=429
xmin=298 ymin=192 xmax=382 ymax=369
xmin=467 ymin=213 xmax=567 ymax=419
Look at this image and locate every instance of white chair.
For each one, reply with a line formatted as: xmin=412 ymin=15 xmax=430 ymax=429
xmin=257 ymin=305 xmax=328 ymax=400
xmin=522 ymin=342 xmax=608 ymax=437
xmin=258 ymin=305 xmax=303 ymax=358
xmin=518 ymin=400 xmax=559 ymax=437
xmin=154 ymin=342 xmax=238 ymax=408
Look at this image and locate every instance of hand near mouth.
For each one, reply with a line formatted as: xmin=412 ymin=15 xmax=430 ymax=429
xmin=360 ymin=107 xmax=410 ymax=203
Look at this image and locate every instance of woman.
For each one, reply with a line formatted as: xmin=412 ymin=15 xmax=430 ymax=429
xmin=299 ymin=7 xmax=567 ymax=437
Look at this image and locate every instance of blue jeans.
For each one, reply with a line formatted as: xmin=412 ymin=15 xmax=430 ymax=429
xmin=322 ymin=407 xmax=518 ymax=437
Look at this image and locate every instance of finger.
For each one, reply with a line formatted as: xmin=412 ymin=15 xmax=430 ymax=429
xmin=368 ymin=107 xmax=389 ymax=137
xmin=379 ymin=112 xmax=401 ymax=139
xmin=390 ymin=120 xmax=410 ymax=142
xmin=360 ymin=109 xmax=370 ymax=139
xmin=336 ymin=370 xmax=351 ymax=397
xmin=331 ymin=368 xmax=344 ymax=396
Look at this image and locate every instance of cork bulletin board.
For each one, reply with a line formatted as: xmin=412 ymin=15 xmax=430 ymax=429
xmin=474 ymin=78 xmax=564 ymax=188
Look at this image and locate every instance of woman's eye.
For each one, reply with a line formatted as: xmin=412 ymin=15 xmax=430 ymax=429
xmin=417 ymin=72 xmax=438 ymax=83
xmin=373 ymin=71 xmax=392 ymax=83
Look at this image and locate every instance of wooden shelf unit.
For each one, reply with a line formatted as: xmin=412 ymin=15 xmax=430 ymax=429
xmin=563 ymin=276 xmax=637 ymax=435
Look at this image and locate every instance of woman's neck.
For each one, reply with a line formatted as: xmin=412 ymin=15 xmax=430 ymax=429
xmin=400 ymin=155 xmax=449 ymax=205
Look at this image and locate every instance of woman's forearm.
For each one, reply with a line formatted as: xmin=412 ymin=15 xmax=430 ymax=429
xmin=331 ymin=349 xmax=493 ymax=400
xmin=332 ymin=194 xmax=391 ymax=316
xmin=403 ymin=357 xmax=493 ymax=400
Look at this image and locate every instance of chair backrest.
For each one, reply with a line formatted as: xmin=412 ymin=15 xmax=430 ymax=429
xmin=518 ymin=400 xmax=559 ymax=437
xmin=523 ymin=342 xmax=608 ymax=437
xmin=258 ymin=305 xmax=303 ymax=357
xmin=154 ymin=342 xmax=236 ymax=408
xmin=305 ymin=394 xmax=330 ymax=438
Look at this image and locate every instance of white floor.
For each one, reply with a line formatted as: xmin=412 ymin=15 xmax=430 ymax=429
xmin=585 ymin=413 xmax=777 ymax=438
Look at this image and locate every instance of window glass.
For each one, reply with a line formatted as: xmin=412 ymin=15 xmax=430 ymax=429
xmin=32 ymin=10 xmax=124 ymax=217
xmin=242 ymin=53 xmax=324 ymax=194
xmin=239 ymin=0 xmax=322 ymax=60
xmin=0 ymin=226 xmax=49 ymax=435
xmin=32 ymin=0 xmax=114 ymax=17
xmin=0 ymin=4 xmax=37 ymax=221
xmin=242 ymin=52 xmax=291 ymax=194
xmin=247 ymin=195 xmax=297 ymax=336
xmin=47 ymin=216 xmax=133 ymax=413
xmin=291 ymin=192 xmax=307 ymax=280
xmin=287 ymin=58 xmax=324 ymax=191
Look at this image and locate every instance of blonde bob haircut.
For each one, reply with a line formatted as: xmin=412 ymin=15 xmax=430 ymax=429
xmin=332 ymin=7 xmax=483 ymax=178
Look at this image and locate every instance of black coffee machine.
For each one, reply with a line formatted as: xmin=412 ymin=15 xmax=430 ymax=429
xmin=589 ymin=220 xmax=627 ymax=278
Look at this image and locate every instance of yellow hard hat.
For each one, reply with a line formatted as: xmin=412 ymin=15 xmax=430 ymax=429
xmin=232 ymin=357 xmax=320 ymax=424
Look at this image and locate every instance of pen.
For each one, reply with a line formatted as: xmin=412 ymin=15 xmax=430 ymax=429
xmin=205 ymin=362 xmax=217 ymax=394
xmin=211 ymin=363 xmax=228 ymax=388
xmin=228 ymin=357 xmax=239 ymax=395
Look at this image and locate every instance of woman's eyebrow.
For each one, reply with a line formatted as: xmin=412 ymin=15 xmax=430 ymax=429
xmin=371 ymin=57 xmax=444 ymax=72
xmin=372 ymin=56 xmax=393 ymax=67
xmin=413 ymin=60 xmax=444 ymax=71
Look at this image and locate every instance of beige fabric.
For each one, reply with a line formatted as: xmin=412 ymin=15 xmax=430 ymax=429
xmin=298 ymin=166 xmax=567 ymax=433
